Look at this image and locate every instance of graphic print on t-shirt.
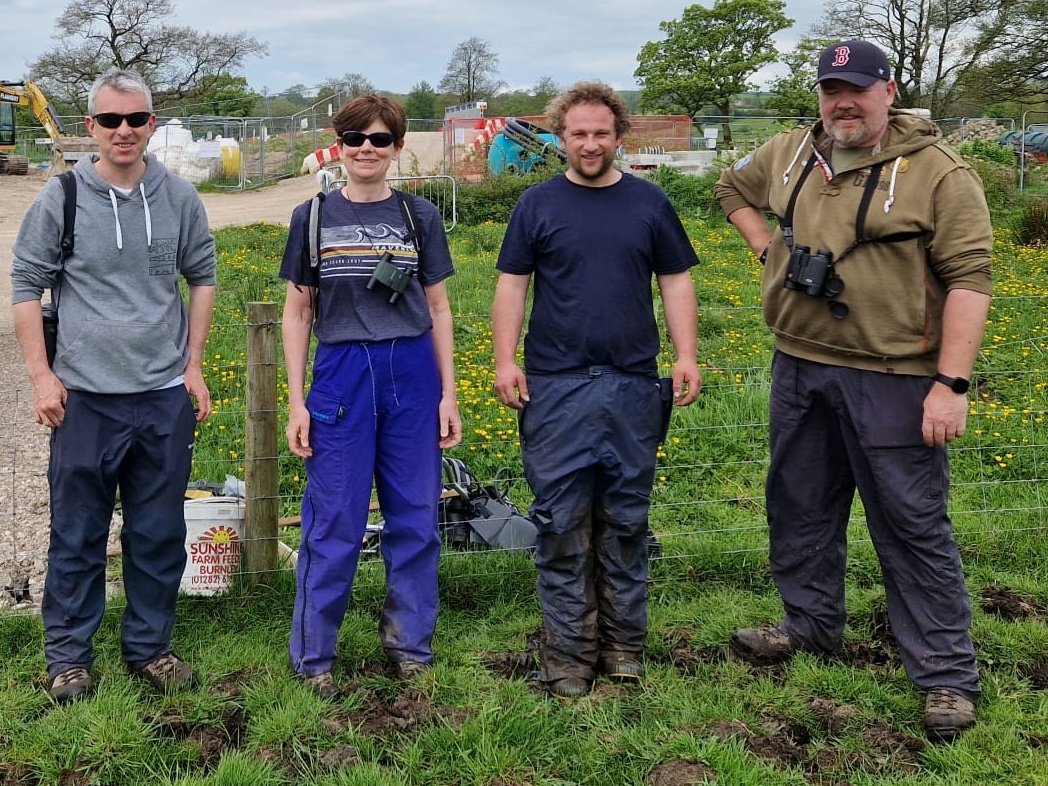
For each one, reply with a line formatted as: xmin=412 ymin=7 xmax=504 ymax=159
xmin=319 ymin=221 xmax=418 ymax=280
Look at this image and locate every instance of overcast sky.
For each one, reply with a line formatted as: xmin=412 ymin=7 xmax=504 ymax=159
xmin=1 ymin=0 xmax=827 ymax=98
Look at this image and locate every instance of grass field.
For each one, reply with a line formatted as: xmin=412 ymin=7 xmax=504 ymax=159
xmin=2 ymin=216 xmax=1048 ymax=785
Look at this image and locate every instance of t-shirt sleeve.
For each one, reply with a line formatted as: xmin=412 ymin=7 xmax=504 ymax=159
xmin=495 ymin=194 xmax=536 ymax=275
xmin=652 ymin=192 xmax=701 ymax=276
xmin=416 ymin=199 xmax=454 ymax=286
xmin=278 ymin=200 xmax=316 ymax=286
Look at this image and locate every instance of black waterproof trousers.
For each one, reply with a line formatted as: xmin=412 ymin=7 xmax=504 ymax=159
xmin=766 ymin=352 xmax=980 ymax=697
xmin=520 ymin=369 xmax=664 ymax=683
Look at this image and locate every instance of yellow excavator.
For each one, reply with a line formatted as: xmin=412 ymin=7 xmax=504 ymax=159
xmin=0 ymin=80 xmax=96 ymax=175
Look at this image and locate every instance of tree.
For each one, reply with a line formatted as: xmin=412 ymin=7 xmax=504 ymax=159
xmin=634 ymin=0 xmax=792 ymax=144
xmin=813 ymin=0 xmax=1047 ymax=116
xmin=166 ymin=74 xmax=260 ymax=117
xmin=316 ymin=73 xmax=376 ymax=105
xmin=439 ymin=37 xmax=503 ymax=103
xmin=532 ymin=76 xmax=561 ymax=107
xmin=29 ymin=0 xmax=267 ymax=112
xmin=404 ymin=81 xmax=439 ymax=119
xmin=765 ymin=38 xmax=826 ymax=120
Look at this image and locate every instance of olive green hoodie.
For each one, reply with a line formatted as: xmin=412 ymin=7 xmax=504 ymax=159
xmin=715 ymin=109 xmax=992 ymax=376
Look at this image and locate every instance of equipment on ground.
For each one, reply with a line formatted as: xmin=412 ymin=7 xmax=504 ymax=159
xmin=0 ymin=80 xmax=96 ymax=175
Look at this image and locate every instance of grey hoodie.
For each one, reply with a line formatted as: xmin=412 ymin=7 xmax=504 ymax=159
xmin=11 ymin=154 xmax=216 ymax=393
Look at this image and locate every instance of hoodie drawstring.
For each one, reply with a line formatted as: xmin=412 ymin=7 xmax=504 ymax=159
xmin=107 ymin=184 xmax=154 ymax=250
xmin=139 ymin=182 xmax=153 ymax=247
xmin=782 ymin=130 xmax=812 ymax=185
xmin=884 ymin=156 xmax=902 ymax=213
xmin=107 ymin=189 xmax=123 ymax=250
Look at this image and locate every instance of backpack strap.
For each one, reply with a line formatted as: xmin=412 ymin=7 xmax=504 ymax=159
xmin=58 ymin=170 xmax=76 ymax=260
xmin=392 ymin=189 xmax=423 ymax=259
xmin=308 ymin=191 xmax=325 ymax=269
xmin=51 ymin=170 xmax=77 ymax=311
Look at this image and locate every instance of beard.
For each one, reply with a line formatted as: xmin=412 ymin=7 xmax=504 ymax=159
xmin=568 ymin=149 xmax=617 ymax=182
xmin=825 ymin=115 xmax=880 ymax=148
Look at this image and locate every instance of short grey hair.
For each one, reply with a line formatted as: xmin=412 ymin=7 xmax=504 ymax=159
xmin=87 ymin=68 xmax=153 ymax=115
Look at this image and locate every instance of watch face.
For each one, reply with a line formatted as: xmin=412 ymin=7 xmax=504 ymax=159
xmin=937 ymin=373 xmax=970 ymax=394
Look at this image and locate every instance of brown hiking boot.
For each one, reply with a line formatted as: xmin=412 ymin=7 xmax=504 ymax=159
xmin=133 ymin=652 xmax=199 ymax=694
xmin=48 ymin=667 xmax=93 ymax=704
xmin=923 ymin=688 xmax=976 ymax=739
xmin=302 ymin=671 xmax=340 ymax=700
xmin=730 ymin=625 xmax=798 ymax=665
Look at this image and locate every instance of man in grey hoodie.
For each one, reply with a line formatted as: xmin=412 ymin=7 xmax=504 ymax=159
xmin=10 ymin=68 xmax=216 ymax=703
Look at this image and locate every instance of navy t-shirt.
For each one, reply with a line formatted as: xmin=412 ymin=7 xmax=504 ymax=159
xmin=496 ymin=173 xmax=699 ymax=375
xmin=279 ymin=191 xmax=454 ymax=343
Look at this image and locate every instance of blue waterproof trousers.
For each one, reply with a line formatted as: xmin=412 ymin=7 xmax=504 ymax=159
xmin=290 ymin=334 xmax=442 ymax=677
xmin=767 ymin=352 xmax=980 ymax=697
xmin=43 ymin=387 xmax=196 ymax=677
xmin=520 ymin=369 xmax=663 ymax=682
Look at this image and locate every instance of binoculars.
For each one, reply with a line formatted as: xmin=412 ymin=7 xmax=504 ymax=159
xmin=366 ymin=252 xmax=413 ymax=304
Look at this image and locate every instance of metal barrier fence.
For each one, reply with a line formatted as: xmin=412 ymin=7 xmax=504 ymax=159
xmin=9 ymin=109 xmax=1048 ymax=196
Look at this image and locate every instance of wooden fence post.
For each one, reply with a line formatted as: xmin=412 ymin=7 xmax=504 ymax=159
xmin=243 ymin=301 xmax=279 ymax=584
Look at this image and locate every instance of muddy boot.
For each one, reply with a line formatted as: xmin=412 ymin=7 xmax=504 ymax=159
xmin=132 ymin=652 xmax=199 ymax=694
xmin=730 ymin=625 xmax=798 ymax=665
xmin=923 ymin=688 xmax=976 ymax=740
xmin=48 ymin=667 xmax=94 ymax=704
xmin=599 ymin=653 xmax=645 ymax=682
xmin=301 ymin=672 xmax=340 ymax=700
xmin=547 ymin=676 xmax=592 ymax=700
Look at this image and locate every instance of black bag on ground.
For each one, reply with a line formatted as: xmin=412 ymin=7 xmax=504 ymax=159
xmin=439 ymin=458 xmax=536 ymax=552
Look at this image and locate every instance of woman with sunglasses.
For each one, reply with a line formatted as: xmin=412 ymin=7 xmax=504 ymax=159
xmin=279 ymin=95 xmax=461 ymax=698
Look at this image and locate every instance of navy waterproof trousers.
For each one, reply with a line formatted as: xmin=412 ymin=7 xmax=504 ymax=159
xmin=43 ymin=387 xmax=196 ymax=677
xmin=766 ymin=352 xmax=980 ymax=697
xmin=520 ymin=369 xmax=664 ymax=682
xmin=290 ymin=334 xmax=442 ymax=677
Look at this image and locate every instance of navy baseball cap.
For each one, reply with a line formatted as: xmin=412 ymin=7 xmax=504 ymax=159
xmin=816 ymin=40 xmax=890 ymax=87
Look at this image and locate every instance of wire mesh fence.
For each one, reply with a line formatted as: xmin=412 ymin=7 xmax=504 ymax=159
xmin=4 ymin=267 xmax=1047 ymax=614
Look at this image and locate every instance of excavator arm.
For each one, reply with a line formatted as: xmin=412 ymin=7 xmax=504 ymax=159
xmin=0 ymin=80 xmax=92 ymax=175
xmin=1 ymin=81 xmax=68 ymax=141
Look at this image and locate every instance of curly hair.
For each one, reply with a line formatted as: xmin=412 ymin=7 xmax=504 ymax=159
xmin=332 ymin=95 xmax=407 ymax=145
xmin=544 ymin=81 xmax=630 ymax=138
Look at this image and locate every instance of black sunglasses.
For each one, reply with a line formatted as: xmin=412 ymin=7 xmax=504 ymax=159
xmin=92 ymin=111 xmax=153 ymax=129
xmin=340 ymin=130 xmax=396 ymax=148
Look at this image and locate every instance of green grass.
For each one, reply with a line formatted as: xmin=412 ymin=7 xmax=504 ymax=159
xmin=5 ymin=215 xmax=1048 ymax=784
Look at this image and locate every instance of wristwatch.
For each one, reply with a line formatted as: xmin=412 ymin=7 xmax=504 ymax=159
xmin=933 ymin=373 xmax=970 ymax=394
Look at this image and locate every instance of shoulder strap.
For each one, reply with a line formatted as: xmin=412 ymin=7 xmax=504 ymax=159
xmin=50 ymin=170 xmax=77 ymax=311
xmin=58 ymin=171 xmax=76 ymax=261
xmin=392 ymin=189 xmax=423 ymax=258
xmin=835 ymin=163 xmax=928 ymax=266
xmin=308 ymin=191 xmax=325 ymax=269
xmin=778 ymin=154 xmax=817 ymax=251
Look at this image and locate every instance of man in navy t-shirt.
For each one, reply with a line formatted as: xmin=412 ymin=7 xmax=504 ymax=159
xmin=492 ymin=81 xmax=701 ymax=699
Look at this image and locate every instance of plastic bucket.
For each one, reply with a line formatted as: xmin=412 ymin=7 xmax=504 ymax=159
xmin=180 ymin=497 xmax=244 ymax=595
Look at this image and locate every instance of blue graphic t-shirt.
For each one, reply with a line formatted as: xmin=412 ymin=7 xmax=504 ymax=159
xmin=280 ymin=190 xmax=454 ymax=343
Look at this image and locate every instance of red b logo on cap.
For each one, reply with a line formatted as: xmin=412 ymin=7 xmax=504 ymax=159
xmin=833 ymin=46 xmax=850 ymax=67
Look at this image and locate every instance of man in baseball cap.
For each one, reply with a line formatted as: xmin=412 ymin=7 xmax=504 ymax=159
xmin=715 ymin=32 xmax=992 ymax=741
xmin=817 ymin=39 xmax=891 ymax=87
